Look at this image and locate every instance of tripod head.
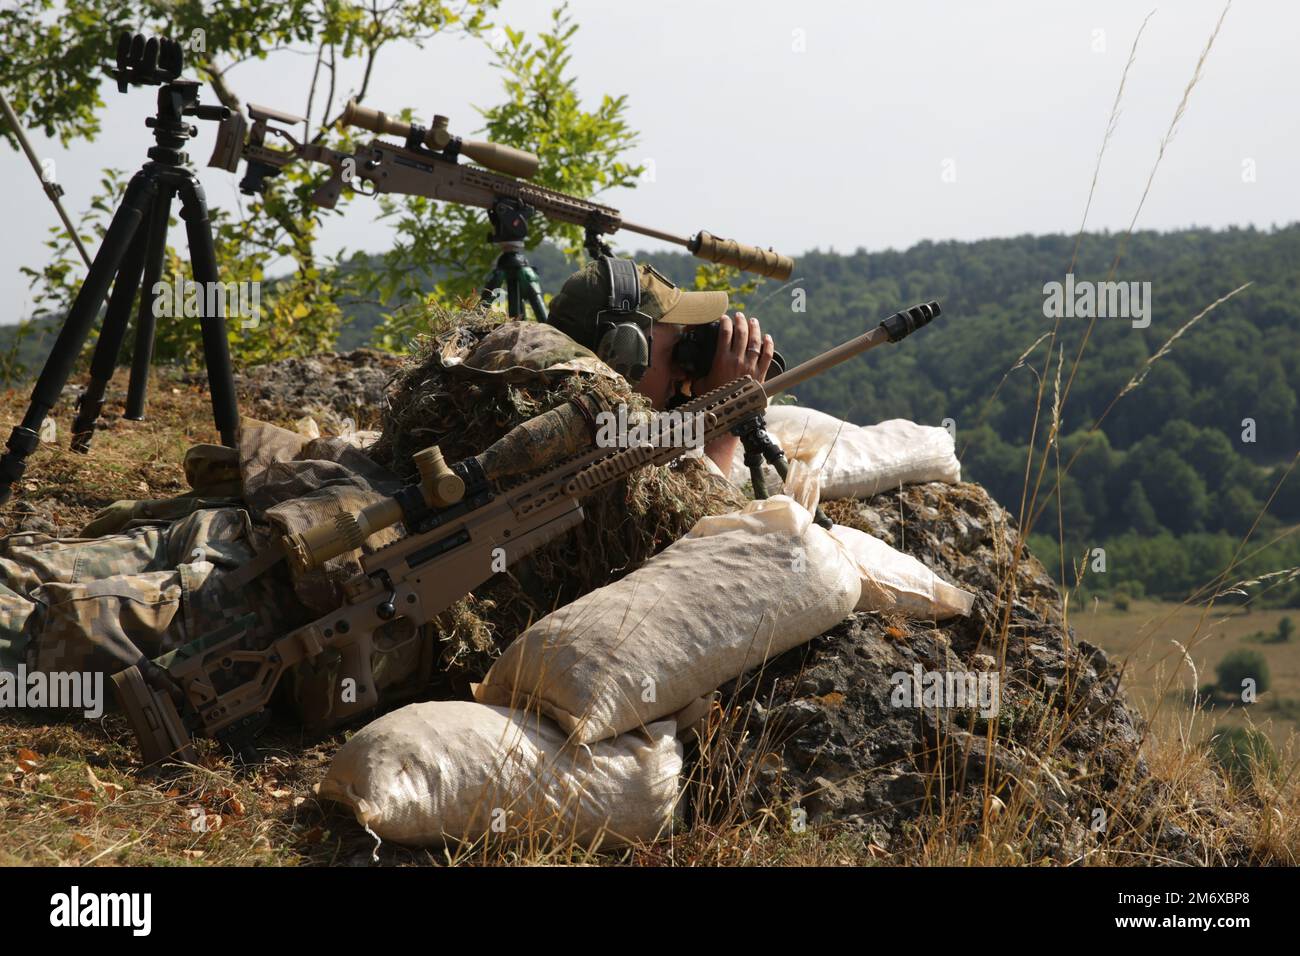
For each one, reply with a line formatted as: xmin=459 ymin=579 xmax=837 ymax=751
xmin=487 ymin=198 xmax=533 ymax=246
xmin=113 ymin=32 xmax=229 ymax=166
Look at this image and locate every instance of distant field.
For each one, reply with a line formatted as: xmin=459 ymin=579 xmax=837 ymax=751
xmin=1072 ymin=598 xmax=1300 ymax=753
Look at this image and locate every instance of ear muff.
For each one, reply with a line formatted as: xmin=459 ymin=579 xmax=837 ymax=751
xmin=596 ymin=322 xmax=651 ymax=381
xmin=592 ymin=257 xmax=652 ymax=382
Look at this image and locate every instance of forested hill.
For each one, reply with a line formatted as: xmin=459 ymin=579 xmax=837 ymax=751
xmin=635 ymin=225 xmax=1300 ymax=604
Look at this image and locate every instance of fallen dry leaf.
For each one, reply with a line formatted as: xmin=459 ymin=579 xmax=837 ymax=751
xmin=15 ymin=748 xmax=40 ymax=773
xmin=99 ymin=781 xmax=124 ymax=800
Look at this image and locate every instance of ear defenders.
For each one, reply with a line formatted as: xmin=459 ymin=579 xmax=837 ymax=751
xmin=592 ymin=257 xmax=653 ymax=383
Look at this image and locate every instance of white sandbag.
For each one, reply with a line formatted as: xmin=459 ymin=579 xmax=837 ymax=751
xmin=475 ymin=496 xmax=861 ymax=744
xmin=317 ymin=700 xmax=681 ymax=848
xmin=729 ymin=406 xmax=960 ymax=502
xmin=830 ymin=524 xmax=975 ymax=620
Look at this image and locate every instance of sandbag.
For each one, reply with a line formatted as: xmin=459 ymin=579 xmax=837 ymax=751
xmin=475 ymin=496 xmax=861 ymax=744
xmin=317 ymin=700 xmax=681 ymax=848
xmin=729 ymin=407 xmax=960 ymax=502
xmin=830 ymin=524 xmax=975 ymax=620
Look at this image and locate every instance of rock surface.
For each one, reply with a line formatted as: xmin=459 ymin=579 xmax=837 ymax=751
xmin=705 ymin=481 xmax=1180 ymax=862
xmin=224 ymin=349 xmax=402 ymax=429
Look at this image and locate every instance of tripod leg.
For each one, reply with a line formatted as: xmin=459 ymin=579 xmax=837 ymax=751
xmin=506 ymin=270 xmax=524 ymax=320
xmin=0 ymin=173 xmax=156 ymax=503
xmin=521 ymin=264 xmax=548 ymax=322
xmin=525 ymin=286 xmax=549 ymax=323
xmin=71 ymin=206 xmax=152 ymax=451
xmin=124 ymin=183 xmax=175 ymax=421
xmin=175 ymin=176 xmax=239 ymax=447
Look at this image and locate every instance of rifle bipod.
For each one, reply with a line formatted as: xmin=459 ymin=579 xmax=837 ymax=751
xmin=731 ymin=413 xmax=833 ymax=529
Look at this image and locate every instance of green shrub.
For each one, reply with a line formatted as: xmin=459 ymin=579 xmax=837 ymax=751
xmin=1209 ymin=725 xmax=1279 ymax=786
xmin=1276 ymin=616 xmax=1294 ymax=643
xmin=1215 ymin=649 xmax=1271 ymax=699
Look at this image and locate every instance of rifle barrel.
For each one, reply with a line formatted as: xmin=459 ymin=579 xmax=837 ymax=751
xmin=613 ymin=221 xmax=794 ymax=281
xmin=619 ymin=219 xmax=689 ymax=245
xmin=763 ymin=301 xmax=942 ymax=397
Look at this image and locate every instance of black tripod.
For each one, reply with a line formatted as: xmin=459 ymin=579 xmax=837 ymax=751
xmin=0 ymin=35 xmax=240 ymax=505
xmin=479 ymin=198 xmax=548 ymax=321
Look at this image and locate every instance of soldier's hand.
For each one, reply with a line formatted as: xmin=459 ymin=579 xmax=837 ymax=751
xmin=693 ymin=312 xmax=775 ymax=396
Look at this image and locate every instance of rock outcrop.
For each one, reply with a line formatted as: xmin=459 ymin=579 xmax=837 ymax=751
xmin=705 ymin=481 xmax=1170 ymax=862
xmin=223 ymin=349 xmax=402 ymax=428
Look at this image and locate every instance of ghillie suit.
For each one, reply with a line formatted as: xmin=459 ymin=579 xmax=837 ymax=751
xmin=368 ymin=308 xmax=745 ymax=694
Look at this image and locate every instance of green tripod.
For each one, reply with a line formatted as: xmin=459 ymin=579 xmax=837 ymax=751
xmin=480 ymin=198 xmax=547 ymax=320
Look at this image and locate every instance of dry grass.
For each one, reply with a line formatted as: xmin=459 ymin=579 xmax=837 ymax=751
xmin=930 ymin=0 xmax=1298 ymax=867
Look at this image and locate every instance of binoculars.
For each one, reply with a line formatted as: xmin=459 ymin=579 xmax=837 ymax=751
xmin=672 ymin=320 xmax=786 ymax=381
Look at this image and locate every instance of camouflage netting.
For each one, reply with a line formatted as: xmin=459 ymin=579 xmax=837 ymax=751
xmin=367 ymin=307 xmax=745 ymax=695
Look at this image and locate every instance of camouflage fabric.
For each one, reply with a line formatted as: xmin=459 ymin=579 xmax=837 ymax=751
xmin=0 ymin=417 xmax=412 ymax=723
xmin=0 ymin=311 xmax=726 ymax=727
xmin=0 ymin=507 xmax=304 ymax=677
xmin=438 ymin=320 xmax=621 ymax=384
xmin=237 ymin=420 xmax=406 ymax=613
xmin=78 ymin=444 xmax=244 ymax=537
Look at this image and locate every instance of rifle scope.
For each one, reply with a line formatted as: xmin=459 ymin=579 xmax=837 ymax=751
xmin=340 ymin=99 xmax=540 ymax=180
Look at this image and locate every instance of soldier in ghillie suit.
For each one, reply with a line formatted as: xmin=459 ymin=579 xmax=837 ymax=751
xmin=0 ymin=259 xmax=780 ymax=730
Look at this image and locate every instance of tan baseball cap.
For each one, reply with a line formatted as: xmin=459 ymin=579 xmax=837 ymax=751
xmin=547 ymin=259 xmax=728 ymax=349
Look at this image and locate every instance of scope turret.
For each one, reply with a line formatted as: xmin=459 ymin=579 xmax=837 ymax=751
xmin=340 ymin=100 xmax=540 ymax=180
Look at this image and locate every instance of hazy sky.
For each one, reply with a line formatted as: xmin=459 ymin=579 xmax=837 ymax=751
xmin=2 ymin=0 xmax=1294 ymax=322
